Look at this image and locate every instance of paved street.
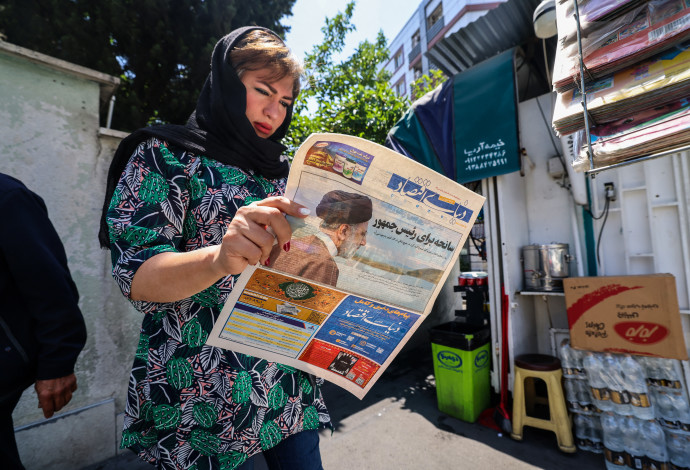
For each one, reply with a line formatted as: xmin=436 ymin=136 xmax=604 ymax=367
xmin=88 ymin=347 xmax=604 ymax=470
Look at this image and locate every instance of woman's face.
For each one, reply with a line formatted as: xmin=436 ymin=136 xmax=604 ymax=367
xmin=240 ymin=69 xmax=294 ymax=138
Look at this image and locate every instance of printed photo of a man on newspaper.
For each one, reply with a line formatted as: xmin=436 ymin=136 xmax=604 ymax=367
xmin=268 ymin=189 xmax=373 ymax=287
xmin=263 ymin=172 xmax=462 ymax=312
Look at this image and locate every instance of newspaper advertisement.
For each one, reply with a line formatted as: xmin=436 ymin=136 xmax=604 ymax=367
xmin=207 ymin=133 xmax=485 ymax=399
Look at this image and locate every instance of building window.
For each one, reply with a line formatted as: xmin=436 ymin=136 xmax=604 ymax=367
xmin=408 ymin=29 xmax=422 ymax=63
xmin=425 ymin=2 xmax=443 ymax=30
xmin=411 ymin=30 xmax=420 ymax=48
xmin=394 ymin=79 xmax=406 ymax=97
xmin=413 ymin=63 xmax=423 ymax=81
xmin=393 ymin=50 xmax=404 ymax=70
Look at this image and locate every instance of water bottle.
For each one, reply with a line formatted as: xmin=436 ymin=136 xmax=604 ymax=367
xmin=660 ymin=358 xmax=683 ymax=390
xmin=574 ymin=413 xmax=592 ymax=452
xmin=583 ymin=352 xmax=613 ymax=411
xmin=666 ymin=428 xmax=690 ymax=470
xmin=642 ymin=356 xmax=683 ymax=389
xmin=564 ymin=377 xmax=578 ymax=410
xmin=640 ymin=419 xmax=668 ymax=470
xmin=601 ymin=354 xmax=631 ymax=416
xmin=621 ymin=355 xmax=654 ymax=419
xmin=589 ymin=413 xmax=604 ymax=454
xmin=576 ymin=377 xmax=595 ymax=412
xmin=621 ymin=415 xmax=642 ymax=469
xmin=654 ymin=389 xmax=675 ymax=427
xmin=570 ymin=345 xmax=584 ymax=378
xmin=601 ymin=412 xmax=630 ymax=470
xmin=669 ymin=391 xmax=690 ymax=430
xmin=560 ymin=340 xmax=584 ymax=378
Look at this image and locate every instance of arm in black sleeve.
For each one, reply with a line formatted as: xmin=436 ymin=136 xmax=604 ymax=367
xmin=0 ymin=183 xmax=87 ymax=380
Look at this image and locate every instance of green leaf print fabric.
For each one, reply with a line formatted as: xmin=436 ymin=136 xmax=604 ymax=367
xmin=107 ymin=138 xmax=331 ymax=469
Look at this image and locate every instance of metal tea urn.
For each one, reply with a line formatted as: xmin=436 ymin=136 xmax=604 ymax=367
xmin=521 ymin=243 xmax=572 ymax=292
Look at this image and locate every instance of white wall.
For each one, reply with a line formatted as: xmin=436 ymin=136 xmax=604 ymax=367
xmin=1 ymin=42 xmax=137 ymax=469
xmin=483 ymin=93 xmax=588 ymax=391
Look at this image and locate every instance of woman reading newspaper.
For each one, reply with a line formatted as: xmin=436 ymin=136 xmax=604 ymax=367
xmin=98 ymin=27 xmax=329 ymax=470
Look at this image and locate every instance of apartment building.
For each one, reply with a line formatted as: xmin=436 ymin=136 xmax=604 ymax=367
xmin=384 ymin=0 xmax=507 ymax=99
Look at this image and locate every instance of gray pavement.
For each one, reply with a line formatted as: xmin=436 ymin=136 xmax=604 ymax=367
xmin=87 ymin=347 xmax=605 ymax=470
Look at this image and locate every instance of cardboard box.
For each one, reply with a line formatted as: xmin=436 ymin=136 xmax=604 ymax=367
xmin=564 ymin=274 xmax=688 ymax=360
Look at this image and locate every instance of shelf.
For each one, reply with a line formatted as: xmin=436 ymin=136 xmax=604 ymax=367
xmin=518 ymin=291 xmax=565 ymax=297
xmin=651 ymin=201 xmax=680 ymax=209
xmin=585 ymin=144 xmax=690 ymax=175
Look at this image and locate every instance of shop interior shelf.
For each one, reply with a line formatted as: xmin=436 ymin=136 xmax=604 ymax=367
xmin=518 ymin=291 xmax=565 ymax=296
xmin=585 ymin=144 xmax=690 ymax=175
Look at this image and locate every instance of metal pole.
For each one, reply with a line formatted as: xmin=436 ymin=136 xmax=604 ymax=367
xmin=106 ymin=95 xmax=116 ymax=129
xmin=573 ymin=0 xmax=594 ymax=172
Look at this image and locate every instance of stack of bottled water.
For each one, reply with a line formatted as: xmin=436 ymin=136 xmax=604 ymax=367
xmin=573 ymin=412 xmax=604 ymax=454
xmin=560 ymin=340 xmax=602 ymax=453
xmin=559 ymin=340 xmax=690 ymax=469
xmin=642 ymin=356 xmax=690 ymax=470
xmin=665 ymin=427 xmax=690 ymax=470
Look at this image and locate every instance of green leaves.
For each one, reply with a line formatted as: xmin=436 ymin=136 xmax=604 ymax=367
xmin=286 ymin=1 xmax=409 ymax=158
xmin=166 ymin=357 xmax=194 ymax=390
xmin=231 ymin=370 xmax=252 ymax=404
xmin=410 ymin=68 xmax=448 ymax=101
xmin=259 ymin=421 xmax=282 ymax=451
xmin=0 ymin=0 xmax=297 ymax=131
xmin=182 ymin=317 xmax=208 ymax=348
xmin=153 ymin=403 xmax=181 ymax=430
xmin=302 ymin=405 xmax=319 ymax=430
xmin=192 ymin=401 xmax=218 ymax=428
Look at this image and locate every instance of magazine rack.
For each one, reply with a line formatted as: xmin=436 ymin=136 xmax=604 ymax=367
xmin=571 ymin=0 xmax=690 ymax=175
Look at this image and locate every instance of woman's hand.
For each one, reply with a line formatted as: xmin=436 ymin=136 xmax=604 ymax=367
xmin=130 ymin=196 xmax=309 ymax=303
xmin=212 ymin=196 xmax=310 ymax=276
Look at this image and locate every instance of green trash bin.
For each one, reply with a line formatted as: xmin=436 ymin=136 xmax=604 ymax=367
xmin=430 ymin=321 xmax=491 ymax=422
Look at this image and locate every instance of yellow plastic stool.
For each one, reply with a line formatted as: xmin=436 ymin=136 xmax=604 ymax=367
xmin=510 ymin=354 xmax=576 ymax=453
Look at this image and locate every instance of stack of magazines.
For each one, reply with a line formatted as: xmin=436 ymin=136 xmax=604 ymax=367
xmin=553 ymin=0 xmax=690 ymax=91
xmin=570 ymin=98 xmax=690 ymax=172
xmin=553 ymin=43 xmax=690 ymax=134
xmin=552 ymin=0 xmax=690 ymax=171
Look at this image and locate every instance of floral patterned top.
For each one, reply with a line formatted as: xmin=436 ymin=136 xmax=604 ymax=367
xmin=107 ymin=137 xmax=331 ymax=470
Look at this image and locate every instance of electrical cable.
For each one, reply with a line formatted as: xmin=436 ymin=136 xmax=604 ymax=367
xmin=470 ymin=233 xmax=486 ymax=261
xmin=535 ymin=98 xmax=564 ymax=159
xmin=584 ymin=195 xmax=608 ymax=220
xmin=535 ymin=96 xmax=571 ymax=190
xmin=595 ymin=195 xmax=611 ymax=269
xmin=542 ymin=38 xmax=552 ymax=89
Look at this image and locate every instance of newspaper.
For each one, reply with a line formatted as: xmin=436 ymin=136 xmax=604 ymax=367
xmin=207 ymin=133 xmax=485 ymax=398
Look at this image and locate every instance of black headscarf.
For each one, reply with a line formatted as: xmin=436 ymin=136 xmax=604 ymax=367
xmin=98 ymin=26 xmax=292 ymax=248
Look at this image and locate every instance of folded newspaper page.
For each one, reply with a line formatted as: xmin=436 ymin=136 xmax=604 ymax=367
xmin=207 ymin=133 xmax=485 ymax=398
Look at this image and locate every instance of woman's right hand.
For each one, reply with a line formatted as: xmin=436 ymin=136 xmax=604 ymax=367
xmin=212 ymin=196 xmax=310 ymax=277
xmin=131 ymin=196 xmax=309 ymax=303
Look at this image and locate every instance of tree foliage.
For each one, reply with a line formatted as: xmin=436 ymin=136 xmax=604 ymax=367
xmin=0 ymin=0 xmax=296 ymax=131
xmin=410 ymin=68 xmax=447 ymax=101
xmin=285 ymin=2 xmax=410 ymax=156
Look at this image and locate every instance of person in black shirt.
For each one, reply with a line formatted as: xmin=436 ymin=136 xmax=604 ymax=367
xmin=0 ymin=173 xmax=87 ymax=470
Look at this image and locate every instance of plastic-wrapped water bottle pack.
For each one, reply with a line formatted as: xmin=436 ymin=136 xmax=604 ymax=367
xmin=558 ymin=339 xmax=690 ymax=469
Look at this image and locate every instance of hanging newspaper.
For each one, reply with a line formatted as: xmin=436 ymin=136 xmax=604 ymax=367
xmin=207 ymin=133 xmax=485 ymax=399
